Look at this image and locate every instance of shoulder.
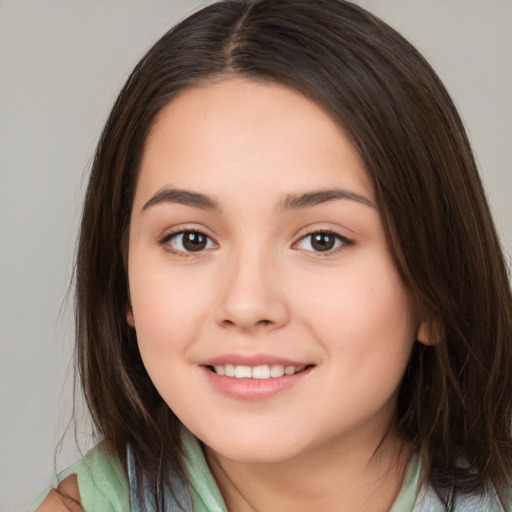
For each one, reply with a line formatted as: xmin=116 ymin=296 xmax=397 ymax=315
xmin=27 ymin=442 xmax=130 ymax=512
xmin=33 ymin=475 xmax=81 ymax=512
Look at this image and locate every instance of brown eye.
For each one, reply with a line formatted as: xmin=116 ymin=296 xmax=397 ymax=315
xmin=296 ymin=231 xmax=350 ymax=253
xmin=168 ymin=231 xmax=214 ymax=252
xmin=310 ymin=233 xmax=337 ymax=252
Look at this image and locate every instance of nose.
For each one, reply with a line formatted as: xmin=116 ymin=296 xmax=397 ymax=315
xmin=213 ymin=249 xmax=290 ymax=333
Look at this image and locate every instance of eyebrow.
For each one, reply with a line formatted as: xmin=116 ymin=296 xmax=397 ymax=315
xmin=281 ymin=189 xmax=375 ymax=210
xmin=141 ymin=186 xmax=375 ymax=213
xmin=142 ymin=188 xmax=221 ymax=212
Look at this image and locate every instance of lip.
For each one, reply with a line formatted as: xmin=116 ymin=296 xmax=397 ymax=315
xmin=201 ymin=361 xmax=314 ymax=401
xmin=201 ymin=353 xmax=311 ymax=367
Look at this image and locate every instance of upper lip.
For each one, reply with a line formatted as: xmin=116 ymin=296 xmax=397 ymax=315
xmin=201 ymin=353 xmax=313 ymax=367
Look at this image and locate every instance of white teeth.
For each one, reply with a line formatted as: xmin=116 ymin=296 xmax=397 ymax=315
xmin=214 ymin=365 xmax=225 ymax=376
xmin=234 ymin=365 xmax=252 ymax=378
xmin=225 ymin=364 xmax=235 ymax=377
xmin=252 ymin=365 xmax=271 ymax=379
xmin=211 ymin=364 xmax=307 ymax=379
xmin=270 ymin=364 xmax=285 ymax=377
xmin=284 ymin=366 xmax=296 ymax=375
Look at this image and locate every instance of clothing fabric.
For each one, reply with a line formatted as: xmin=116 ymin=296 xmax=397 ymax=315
xmin=127 ymin=430 xmax=227 ymax=512
xmin=27 ymin=431 xmax=511 ymax=511
xmin=27 ymin=440 xmax=129 ymax=512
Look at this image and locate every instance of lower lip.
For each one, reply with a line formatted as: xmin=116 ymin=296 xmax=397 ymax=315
xmin=202 ymin=366 xmax=313 ymax=400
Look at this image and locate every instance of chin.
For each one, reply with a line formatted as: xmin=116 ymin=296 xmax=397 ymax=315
xmin=209 ymin=443 xmax=305 ymax=465
xmin=194 ymin=425 xmax=309 ymax=464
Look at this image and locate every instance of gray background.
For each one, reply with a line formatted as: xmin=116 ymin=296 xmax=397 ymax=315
xmin=1 ymin=1 xmax=510 ymax=510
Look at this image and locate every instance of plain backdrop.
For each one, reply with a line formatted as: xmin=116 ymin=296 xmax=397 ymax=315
xmin=1 ymin=1 xmax=510 ymax=510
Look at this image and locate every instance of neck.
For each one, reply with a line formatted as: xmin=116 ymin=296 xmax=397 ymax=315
xmin=205 ymin=430 xmax=412 ymax=512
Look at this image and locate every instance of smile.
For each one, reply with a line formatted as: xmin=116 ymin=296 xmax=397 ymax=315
xmin=209 ymin=364 xmax=307 ymax=379
xmin=202 ymin=360 xmax=314 ymax=400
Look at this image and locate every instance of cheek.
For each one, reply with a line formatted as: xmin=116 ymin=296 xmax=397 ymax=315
xmin=128 ymin=253 xmax=212 ymax=358
xmin=127 ymin=258 xmax=216 ymax=409
xmin=296 ymin=255 xmax=416 ymax=381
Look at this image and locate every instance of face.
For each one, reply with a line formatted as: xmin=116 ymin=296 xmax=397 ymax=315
xmin=127 ymin=79 xmax=424 ymax=464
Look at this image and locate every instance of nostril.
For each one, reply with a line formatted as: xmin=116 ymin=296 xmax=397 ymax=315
xmin=220 ymin=318 xmax=273 ymax=329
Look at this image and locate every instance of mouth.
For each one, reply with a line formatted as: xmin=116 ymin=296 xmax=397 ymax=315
xmin=206 ymin=363 xmax=311 ymax=379
xmin=200 ymin=355 xmax=315 ymax=399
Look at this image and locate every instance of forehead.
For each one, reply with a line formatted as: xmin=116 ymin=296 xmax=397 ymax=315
xmin=136 ymin=78 xmax=373 ymax=206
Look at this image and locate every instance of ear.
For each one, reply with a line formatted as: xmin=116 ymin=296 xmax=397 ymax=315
xmin=126 ymin=304 xmax=135 ymax=327
xmin=416 ymin=319 xmax=443 ymax=346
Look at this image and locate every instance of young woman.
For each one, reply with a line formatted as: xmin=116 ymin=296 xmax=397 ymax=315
xmin=29 ymin=0 xmax=512 ymax=510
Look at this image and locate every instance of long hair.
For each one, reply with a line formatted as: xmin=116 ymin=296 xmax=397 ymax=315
xmin=75 ymin=0 xmax=512 ymax=509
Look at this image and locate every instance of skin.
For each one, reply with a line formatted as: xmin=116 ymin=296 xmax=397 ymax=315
xmin=126 ymin=78 xmax=431 ymax=511
xmin=36 ymin=475 xmax=81 ymax=512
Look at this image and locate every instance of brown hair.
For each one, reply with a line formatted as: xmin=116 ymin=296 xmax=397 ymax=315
xmin=75 ymin=0 xmax=512 ymax=509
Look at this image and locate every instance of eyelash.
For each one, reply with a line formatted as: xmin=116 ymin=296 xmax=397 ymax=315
xmin=158 ymin=228 xmax=353 ymax=256
xmin=294 ymin=229 xmax=353 ymax=255
xmin=159 ymin=229 xmax=217 ymax=256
